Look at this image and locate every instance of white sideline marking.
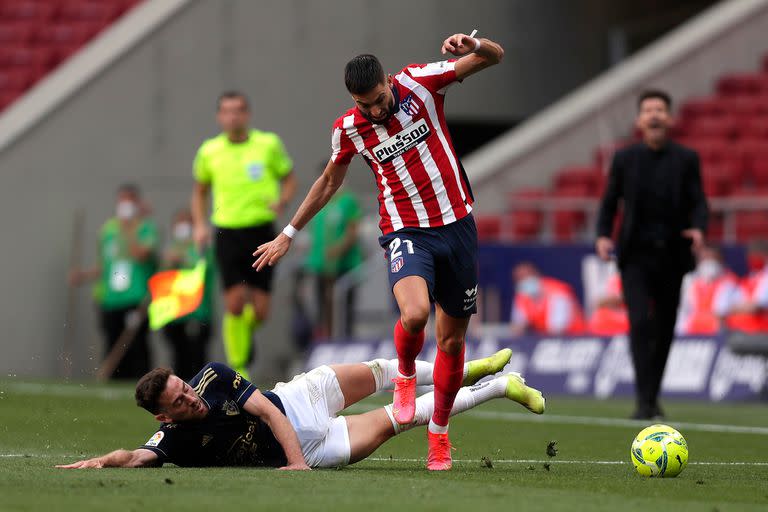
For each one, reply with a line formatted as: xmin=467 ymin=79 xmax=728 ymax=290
xmin=0 ymin=382 xmax=129 ymax=400
xmin=3 ymin=454 xmax=767 ymax=467
xmin=344 ymin=404 xmax=768 ymax=436
xmin=468 ymin=410 xmax=768 ymax=436
xmin=367 ymin=457 xmax=768 ymax=467
xmin=4 ymin=382 xmax=768 ymax=436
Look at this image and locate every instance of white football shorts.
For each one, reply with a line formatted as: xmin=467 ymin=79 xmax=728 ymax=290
xmin=272 ymin=365 xmax=350 ymax=468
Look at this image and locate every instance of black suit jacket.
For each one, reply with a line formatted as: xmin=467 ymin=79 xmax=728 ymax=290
xmin=596 ymin=141 xmax=709 ymax=272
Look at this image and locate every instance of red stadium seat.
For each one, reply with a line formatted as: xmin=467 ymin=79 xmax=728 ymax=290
xmin=0 ymin=2 xmax=57 ymax=22
xmin=734 ymin=138 xmax=768 ymax=171
xmin=679 ymin=97 xmax=726 ymax=122
xmin=35 ymin=21 xmax=102 ymax=46
xmin=716 ymin=73 xmax=768 ymax=96
xmin=0 ymin=91 xmax=20 ymax=110
xmin=475 ymin=215 xmax=502 ymax=241
xmin=508 ymin=188 xmax=546 ymax=241
xmin=0 ymin=69 xmax=35 ymax=91
xmin=0 ymin=22 xmax=36 ymax=44
xmin=746 ymin=160 xmax=768 ymax=188
xmin=0 ymin=46 xmax=54 ymax=80
xmin=735 ymin=211 xmax=768 ymax=242
xmin=553 ymin=166 xmax=603 ymax=193
xmin=677 ymin=137 xmax=731 ymax=164
xmin=684 ymin=116 xmax=738 ymax=139
xmin=57 ymin=2 xmax=120 ymax=24
xmin=733 ymin=117 xmax=768 ymax=139
xmin=706 ymin=213 xmax=724 ymax=242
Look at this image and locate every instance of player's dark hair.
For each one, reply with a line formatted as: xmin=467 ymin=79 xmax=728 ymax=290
xmin=117 ymin=183 xmax=141 ymax=198
xmin=135 ymin=367 xmax=173 ymax=414
xmin=344 ymin=54 xmax=386 ymax=94
xmin=637 ymin=89 xmax=672 ymax=111
xmin=217 ymin=90 xmax=250 ymax=111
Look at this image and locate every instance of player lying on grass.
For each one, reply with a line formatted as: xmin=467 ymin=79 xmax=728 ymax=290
xmin=57 ymin=349 xmax=544 ymax=470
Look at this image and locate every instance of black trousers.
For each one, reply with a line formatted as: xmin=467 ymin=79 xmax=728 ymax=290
xmin=620 ymin=249 xmax=685 ymax=414
xmin=162 ymin=320 xmax=211 ymax=381
xmin=100 ymin=306 xmax=151 ymax=380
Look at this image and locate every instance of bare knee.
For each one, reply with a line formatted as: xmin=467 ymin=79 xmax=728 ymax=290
xmin=400 ymin=304 xmax=429 ymax=333
xmin=437 ymin=335 xmax=464 ymax=355
xmin=224 ymin=289 xmax=246 ymax=315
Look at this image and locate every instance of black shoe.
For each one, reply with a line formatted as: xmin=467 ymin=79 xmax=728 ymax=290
xmin=651 ymin=404 xmax=665 ymax=421
xmin=630 ymin=409 xmax=654 ymax=420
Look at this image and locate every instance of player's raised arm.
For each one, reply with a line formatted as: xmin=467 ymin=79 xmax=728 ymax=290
xmin=242 ymin=389 xmax=310 ymax=470
xmin=441 ymin=32 xmax=504 ymax=81
xmin=252 ymin=159 xmax=349 ymax=271
xmin=56 ymin=448 xmax=159 ymax=469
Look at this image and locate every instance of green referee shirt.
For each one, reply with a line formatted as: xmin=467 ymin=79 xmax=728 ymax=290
xmin=193 ymin=129 xmax=293 ymax=229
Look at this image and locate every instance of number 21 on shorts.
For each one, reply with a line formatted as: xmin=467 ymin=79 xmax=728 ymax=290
xmin=389 ymin=237 xmax=413 ymax=274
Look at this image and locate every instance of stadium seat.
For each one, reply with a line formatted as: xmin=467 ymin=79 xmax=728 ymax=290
xmin=57 ymin=2 xmax=120 ymax=24
xmin=734 ymin=117 xmax=768 ymax=140
xmin=735 ymin=211 xmax=768 ymax=242
xmin=475 ymin=215 xmax=502 ymax=241
xmin=746 ymin=160 xmax=768 ymax=188
xmin=716 ymin=73 xmax=768 ymax=96
xmin=508 ymin=188 xmax=547 ymax=240
xmin=684 ymin=116 xmax=738 ymax=139
xmin=553 ymin=166 xmax=604 ymax=195
xmin=0 ymin=2 xmax=57 ymax=22
xmin=679 ymin=97 xmax=726 ymax=121
xmin=706 ymin=212 xmax=724 ymax=242
xmin=0 ymin=22 xmax=36 ymax=44
xmin=0 ymin=69 xmax=34 ymax=91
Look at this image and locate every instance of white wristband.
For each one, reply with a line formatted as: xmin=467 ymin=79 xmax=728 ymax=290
xmin=282 ymin=224 xmax=298 ymax=239
xmin=472 ymin=37 xmax=482 ymax=52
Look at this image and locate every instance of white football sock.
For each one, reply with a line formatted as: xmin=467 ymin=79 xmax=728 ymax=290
xmin=401 ymin=377 xmax=508 ymax=433
xmin=364 ymin=359 xmax=434 ymax=391
xmin=364 ymin=358 xmax=474 ymax=392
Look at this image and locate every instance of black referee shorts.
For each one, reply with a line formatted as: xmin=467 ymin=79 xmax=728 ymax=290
xmin=214 ymin=224 xmax=276 ymax=292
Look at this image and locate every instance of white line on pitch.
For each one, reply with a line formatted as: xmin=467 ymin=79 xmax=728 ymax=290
xmin=367 ymin=457 xmax=768 ymax=466
xmin=4 ymin=454 xmax=767 ymax=467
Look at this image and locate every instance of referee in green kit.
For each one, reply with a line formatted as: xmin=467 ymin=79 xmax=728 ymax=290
xmin=191 ymin=91 xmax=296 ymax=379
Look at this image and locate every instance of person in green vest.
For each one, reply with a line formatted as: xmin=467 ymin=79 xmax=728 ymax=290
xmin=160 ymin=209 xmax=215 ymax=380
xmin=69 ymin=184 xmax=158 ymax=379
xmin=304 ymin=185 xmax=364 ymax=338
xmin=191 ymin=91 xmax=296 ymax=379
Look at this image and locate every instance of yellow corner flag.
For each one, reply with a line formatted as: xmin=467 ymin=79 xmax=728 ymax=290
xmin=148 ymin=260 xmax=207 ymax=330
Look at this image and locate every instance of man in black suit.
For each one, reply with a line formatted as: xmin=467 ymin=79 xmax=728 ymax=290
xmin=596 ymin=90 xmax=708 ymax=420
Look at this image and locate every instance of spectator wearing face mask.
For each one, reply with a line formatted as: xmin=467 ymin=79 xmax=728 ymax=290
xmin=675 ymin=246 xmax=742 ymax=335
xmin=510 ymin=262 xmax=585 ymax=337
xmin=159 ymin=209 xmax=216 ymax=380
xmin=587 ymin=270 xmax=630 ymax=336
xmin=69 ymin=184 xmax=159 ymax=379
xmin=728 ymin=240 xmax=768 ymax=333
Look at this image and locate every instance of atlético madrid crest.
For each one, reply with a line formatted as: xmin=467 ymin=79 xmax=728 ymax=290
xmin=391 ymin=256 xmax=404 ymax=273
xmin=400 ymin=93 xmax=420 ymax=117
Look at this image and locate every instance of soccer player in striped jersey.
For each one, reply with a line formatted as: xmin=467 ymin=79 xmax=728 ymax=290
xmin=253 ymin=32 xmax=507 ymax=470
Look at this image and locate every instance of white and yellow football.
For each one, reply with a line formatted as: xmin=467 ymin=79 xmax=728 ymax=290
xmin=630 ymin=424 xmax=688 ymax=477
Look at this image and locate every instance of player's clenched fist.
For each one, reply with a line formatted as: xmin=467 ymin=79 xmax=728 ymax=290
xmin=441 ymin=33 xmax=479 ymax=56
xmin=252 ymin=233 xmax=292 ymax=271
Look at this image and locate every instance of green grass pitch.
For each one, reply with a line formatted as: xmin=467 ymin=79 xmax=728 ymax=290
xmin=1 ymin=379 xmax=767 ymax=511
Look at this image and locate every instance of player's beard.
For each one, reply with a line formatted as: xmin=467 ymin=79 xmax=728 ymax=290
xmin=361 ymin=87 xmax=399 ymax=125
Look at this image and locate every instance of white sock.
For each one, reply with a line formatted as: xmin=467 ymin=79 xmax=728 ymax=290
xmin=405 ymin=377 xmax=508 ymax=432
xmin=428 ymin=420 xmax=449 ymax=434
xmin=364 ymin=359 xmax=475 ymax=392
xmin=364 ymin=359 xmax=434 ymax=391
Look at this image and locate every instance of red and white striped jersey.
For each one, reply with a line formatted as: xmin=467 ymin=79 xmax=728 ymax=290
xmin=330 ymin=60 xmax=474 ymax=235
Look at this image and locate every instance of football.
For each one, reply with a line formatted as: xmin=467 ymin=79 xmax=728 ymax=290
xmin=630 ymin=424 xmax=689 ymax=477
